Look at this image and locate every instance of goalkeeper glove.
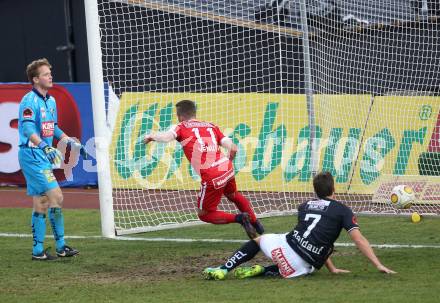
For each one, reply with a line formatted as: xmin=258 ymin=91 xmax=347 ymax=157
xmin=38 ymin=141 xmax=62 ymax=165
xmin=64 ymin=138 xmax=88 ymax=160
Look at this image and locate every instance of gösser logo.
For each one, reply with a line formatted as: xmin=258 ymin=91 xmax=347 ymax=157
xmin=0 ymin=84 xmax=82 ymax=184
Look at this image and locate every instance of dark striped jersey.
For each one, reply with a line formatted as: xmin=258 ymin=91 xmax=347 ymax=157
xmin=286 ymin=198 xmax=359 ymax=269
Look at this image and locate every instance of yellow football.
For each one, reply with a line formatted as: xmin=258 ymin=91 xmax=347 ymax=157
xmin=411 ymin=212 xmax=421 ymax=223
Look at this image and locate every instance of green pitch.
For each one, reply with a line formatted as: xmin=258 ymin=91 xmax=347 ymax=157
xmin=0 ymin=208 xmax=439 ymax=303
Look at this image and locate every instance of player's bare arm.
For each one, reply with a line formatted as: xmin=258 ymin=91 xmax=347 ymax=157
xmin=220 ymin=137 xmax=237 ymax=160
xmin=143 ymin=131 xmax=176 ymax=144
xmin=325 ymin=257 xmax=350 ymax=274
xmin=349 ymin=229 xmax=396 ymax=274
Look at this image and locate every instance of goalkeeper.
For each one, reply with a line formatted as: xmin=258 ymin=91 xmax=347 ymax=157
xmin=203 ymin=172 xmax=395 ymax=280
xmin=144 ymin=100 xmax=264 ymax=239
xmin=18 ymin=58 xmax=88 ymax=260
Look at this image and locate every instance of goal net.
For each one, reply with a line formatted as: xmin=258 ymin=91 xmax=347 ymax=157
xmin=86 ymin=0 xmax=440 ymax=235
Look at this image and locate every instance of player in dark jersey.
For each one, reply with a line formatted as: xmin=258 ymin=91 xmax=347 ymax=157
xmin=143 ymin=100 xmax=263 ymax=238
xmin=203 ymin=172 xmax=395 ymax=280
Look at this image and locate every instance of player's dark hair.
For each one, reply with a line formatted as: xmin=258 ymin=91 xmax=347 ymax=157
xmin=175 ymin=100 xmax=197 ymax=119
xmin=26 ymin=58 xmax=52 ymax=84
xmin=313 ymin=172 xmax=335 ymax=199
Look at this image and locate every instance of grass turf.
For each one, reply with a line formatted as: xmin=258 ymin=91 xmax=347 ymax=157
xmin=0 ymin=208 xmax=439 ymax=303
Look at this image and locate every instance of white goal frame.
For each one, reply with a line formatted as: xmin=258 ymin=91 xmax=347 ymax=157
xmin=85 ymin=0 xmax=440 ymax=237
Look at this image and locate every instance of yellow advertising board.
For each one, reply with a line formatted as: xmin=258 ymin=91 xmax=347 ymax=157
xmin=348 ymin=96 xmax=440 ymax=193
xmin=109 ymin=93 xmax=311 ymax=191
xmin=110 ymin=93 xmax=440 ymax=194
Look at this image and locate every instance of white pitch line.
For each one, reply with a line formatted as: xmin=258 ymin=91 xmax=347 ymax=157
xmin=1 ymin=233 xmax=440 ymax=249
xmin=0 ymin=189 xmax=99 ymax=195
xmin=0 ymin=233 xmax=102 ymax=239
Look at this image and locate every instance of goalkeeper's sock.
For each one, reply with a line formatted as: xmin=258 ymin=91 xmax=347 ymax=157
xmin=226 ymin=192 xmax=257 ymax=223
xmin=220 ymin=240 xmax=260 ymax=272
xmin=48 ymin=208 xmax=65 ymax=251
xmin=31 ymin=212 xmax=46 ymax=256
xmin=198 ymin=211 xmax=236 ymax=224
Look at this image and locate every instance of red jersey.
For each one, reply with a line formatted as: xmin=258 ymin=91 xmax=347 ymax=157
xmin=171 ymin=119 xmax=229 ymax=176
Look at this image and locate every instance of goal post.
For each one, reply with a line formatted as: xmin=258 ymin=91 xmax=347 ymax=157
xmin=85 ymin=0 xmax=440 ymax=236
xmin=84 ymin=0 xmax=115 ymax=238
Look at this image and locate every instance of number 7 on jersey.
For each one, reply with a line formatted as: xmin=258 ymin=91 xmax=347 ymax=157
xmin=303 ymin=214 xmax=321 ymax=238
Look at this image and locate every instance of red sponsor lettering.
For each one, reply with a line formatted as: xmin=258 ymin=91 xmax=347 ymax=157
xmin=41 ymin=121 xmax=55 ymax=137
xmin=271 ymin=247 xmax=295 ymax=277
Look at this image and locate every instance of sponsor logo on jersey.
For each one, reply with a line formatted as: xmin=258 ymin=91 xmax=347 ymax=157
xmin=292 ymin=230 xmax=325 ymax=255
xmin=23 ymin=107 xmax=33 ymax=119
xmin=271 ymin=248 xmax=295 ymax=277
xmin=41 ymin=121 xmax=54 ymax=137
xmin=198 ymin=144 xmax=218 ymax=152
xmin=306 ymin=200 xmax=330 ymax=211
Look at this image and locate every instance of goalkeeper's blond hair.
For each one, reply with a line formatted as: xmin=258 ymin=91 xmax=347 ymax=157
xmin=26 ymin=58 xmax=52 ymax=84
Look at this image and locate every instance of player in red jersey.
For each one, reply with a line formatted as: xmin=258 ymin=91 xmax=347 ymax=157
xmin=143 ymin=100 xmax=264 ymax=238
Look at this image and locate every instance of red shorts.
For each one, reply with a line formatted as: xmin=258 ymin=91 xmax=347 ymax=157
xmin=197 ymin=162 xmax=236 ymax=211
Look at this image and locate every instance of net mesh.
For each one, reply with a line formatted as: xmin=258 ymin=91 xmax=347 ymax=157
xmin=95 ymin=0 xmax=440 ymax=234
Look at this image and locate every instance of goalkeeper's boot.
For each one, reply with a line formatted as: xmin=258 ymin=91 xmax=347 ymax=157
xmin=234 ymin=265 xmax=265 ymax=279
xmin=32 ymin=248 xmax=57 ymax=261
xmin=253 ymin=219 xmax=265 ymax=235
xmin=237 ymin=212 xmax=257 ymax=239
xmin=56 ymin=245 xmax=79 ymax=257
xmin=203 ymin=267 xmax=228 ymax=280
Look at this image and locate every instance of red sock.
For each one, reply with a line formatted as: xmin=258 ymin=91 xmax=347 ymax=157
xmin=226 ymin=192 xmax=257 ymax=223
xmin=198 ymin=211 xmax=237 ymax=224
